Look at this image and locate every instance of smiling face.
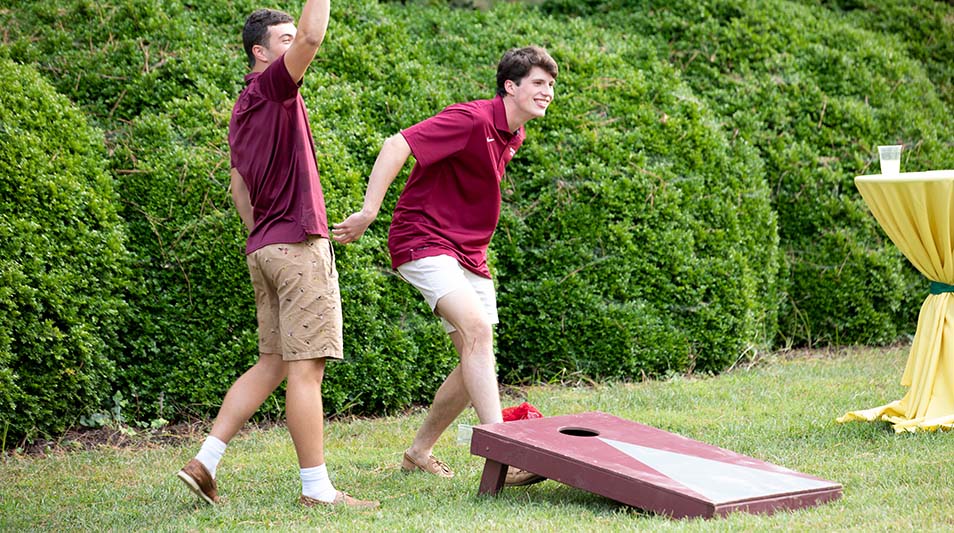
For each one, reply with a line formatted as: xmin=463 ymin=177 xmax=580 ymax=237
xmin=503 ymin=66 xmax=556 ymax=130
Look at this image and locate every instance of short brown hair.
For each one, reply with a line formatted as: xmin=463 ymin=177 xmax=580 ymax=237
xmin=495 ymin=46 xmax=558 ymax=97
xmin=243 ymin=9 xmax=294 ymax=68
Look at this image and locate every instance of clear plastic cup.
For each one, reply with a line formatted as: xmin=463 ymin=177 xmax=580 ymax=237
xmin=456 ymin=423 xmax=473 ymax=445
xmin=878 ymin=145 xmax=902 ymax=176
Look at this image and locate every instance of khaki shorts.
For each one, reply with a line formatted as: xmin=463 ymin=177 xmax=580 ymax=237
xmin=246 ymin=236 xmax=343 ymax=361
xmin=397 ymin=254 xmax=498 ymax=333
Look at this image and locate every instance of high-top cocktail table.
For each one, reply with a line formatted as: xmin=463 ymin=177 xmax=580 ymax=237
xmin=839 ymin=170 xmax=954 ymax=432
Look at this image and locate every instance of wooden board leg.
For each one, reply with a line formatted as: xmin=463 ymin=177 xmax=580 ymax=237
xmin=477 ymin=459 xmax=508 ymax=496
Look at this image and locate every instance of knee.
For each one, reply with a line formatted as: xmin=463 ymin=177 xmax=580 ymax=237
xmin=257 ymin=353 xmax=288 ymax=382
xmin=455 ymin=318 xmax=493 ymax=346
xmin=287 ymin=358 xmax=326 ymax=384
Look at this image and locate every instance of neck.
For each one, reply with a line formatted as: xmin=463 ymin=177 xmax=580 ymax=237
xmin=251 ymin=61 xmax=268 ymax=74
xmin=502 ymin=96 xmax=530 ymax=133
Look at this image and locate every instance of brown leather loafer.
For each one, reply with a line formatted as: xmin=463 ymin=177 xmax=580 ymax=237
xmin=505 ymin=466 xmax=545 ymax=487
xmin=300 ymin=492 xmax=380 ymax=508
xmin=177 ymin=458 xmax=219 ymax=504
xmin=401 ymin=451 xmax=454 ymax=478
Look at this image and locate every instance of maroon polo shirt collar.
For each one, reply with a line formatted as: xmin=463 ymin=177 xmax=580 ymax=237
xmin=492 ymin=95 xmax=515 ymax=136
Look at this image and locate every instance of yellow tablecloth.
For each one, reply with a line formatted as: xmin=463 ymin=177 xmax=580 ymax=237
xmin=838 ymin=170 xmax=954 ymax=432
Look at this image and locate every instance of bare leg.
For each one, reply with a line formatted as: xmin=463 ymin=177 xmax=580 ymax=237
xmin=285 ymin=357 xmax=327 ymax=468
xmin=407 ymin=342 xmax=469 ymax=460
xmin=210 ymin=353 xmax=287 ymax=443
xmin=438 ymin=289 xmax=503 ymax=425
xmin=407 ymin=288 xmax=502 ymax=461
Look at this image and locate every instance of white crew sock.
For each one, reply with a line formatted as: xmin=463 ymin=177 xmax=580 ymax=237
xmin=301 ymin=464 xmax=337 ymax=502
xmin=195 ymin=436 xmax=227 ymax=479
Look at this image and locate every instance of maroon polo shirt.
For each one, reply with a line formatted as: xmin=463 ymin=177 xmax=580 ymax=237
xmin=229 ymin=53 xmax=328 ymax=255
xmin=388 ymin=96 xmax=526 ymax=278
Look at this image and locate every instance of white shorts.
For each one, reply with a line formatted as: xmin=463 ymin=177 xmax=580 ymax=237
xmin=396 ymin=254 xmax=498 ymax=333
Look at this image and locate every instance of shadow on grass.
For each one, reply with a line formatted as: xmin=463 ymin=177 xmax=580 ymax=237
xmin=482 ymin=481 xmax=653 ymax=517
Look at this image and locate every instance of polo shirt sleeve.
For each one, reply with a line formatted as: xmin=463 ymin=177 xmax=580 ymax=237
xmin=254 ymin=53 xmax=300 ymax=102
xmin=400 ymin=105 xmax=474 ymax=168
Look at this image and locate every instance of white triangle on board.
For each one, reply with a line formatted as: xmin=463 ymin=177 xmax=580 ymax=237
xmin=599 ymin=438 xmax=835 ymax=504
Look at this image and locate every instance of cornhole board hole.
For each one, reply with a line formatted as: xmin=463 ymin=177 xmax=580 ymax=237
xmin=470 ymin=411 xmax=842 ymax=519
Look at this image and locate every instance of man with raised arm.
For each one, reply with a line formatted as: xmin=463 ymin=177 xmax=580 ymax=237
xmin=333 ymin=46 xmax=558 ymax=486
xmin=176 ymin=1 xmax=377 ymax=508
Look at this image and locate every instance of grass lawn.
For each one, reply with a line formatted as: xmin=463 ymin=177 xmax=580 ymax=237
xmin=4 ymin=345 xmax=954 ymax=531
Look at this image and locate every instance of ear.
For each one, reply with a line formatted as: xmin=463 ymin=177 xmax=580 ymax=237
xmin=252 ymin=44 xmax=269 ymax=64
xmin=504 ymin=79 xmax=517 ymax=96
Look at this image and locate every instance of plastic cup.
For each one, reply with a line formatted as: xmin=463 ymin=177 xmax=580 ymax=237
xmin=456 ymin=423 xmax=473 ymax=445
xmin=878 ymin=145 xmax=902 ymax=176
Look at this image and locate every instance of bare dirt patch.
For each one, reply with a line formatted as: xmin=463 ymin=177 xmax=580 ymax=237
xmin=10 ymin=420 xmax=281 ymax=458
xmin=12 ymin=420 xmax=208 ymax=457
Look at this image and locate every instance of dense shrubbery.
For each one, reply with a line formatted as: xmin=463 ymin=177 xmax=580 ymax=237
xmin=0 ymin=58 xmax=130 ymax=441
xmin=542 ymin=0 xmax=954 ymax=345
xmin=1 ymin=0 xmax=952 ymax=442
xmin=796 ymin=0 xmax=954 ymax=107
xmin=6 ymin=0 xmax=463 ymax=421
xmin=493 ymin=38 xmax=777 ymax=379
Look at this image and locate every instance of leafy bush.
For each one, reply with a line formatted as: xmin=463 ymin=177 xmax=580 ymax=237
xmin=291 ymin=4 xmax=777 ymax=382
xmin=793 ymin=0 xmax=954 ymax=107
xmin=92 ymin=2 xmax=463 ymax=419
xmin=541 ymin=0 xmax=954 ymax=345
xmin=0 ymin=0 xmax=252 ymax=128
xmin=2 ymin=0 xmax=464 ymax=421
xmin=3 ymin=0 xmax=952 ymax=440
xmin=491 ymin=34 xmax=778 ymax=379
xmin=0 ymin=58 xmax=130 ymax=442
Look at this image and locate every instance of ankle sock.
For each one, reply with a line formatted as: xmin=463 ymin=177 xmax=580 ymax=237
xmin=301 ymin=464 xmax=337 ymax=502
xmin=195 ymin=435 xmax=227 ymax=479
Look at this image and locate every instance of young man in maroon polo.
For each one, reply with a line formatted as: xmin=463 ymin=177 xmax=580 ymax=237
xmin=333 ymin=46 xmax=558 ymax=486
xmin=177 ymin=1 xmax=377 ymax=508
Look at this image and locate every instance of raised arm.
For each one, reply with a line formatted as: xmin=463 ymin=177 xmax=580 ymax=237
xmin=332 ymin=133 xmax=412 ymax=244
xmin=283 ymin=0 xmax=330 ymax=83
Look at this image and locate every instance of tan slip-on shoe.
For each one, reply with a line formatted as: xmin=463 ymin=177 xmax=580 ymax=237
xmin=505 ymin=466 xmax=545 ymax=487
xmin=300 ymin=492 xmax=380 ymax=509
xmin=177 ymin=458 xmax=219 ymax=504
xmin=401 ymin=451 xmax=454 ymax=478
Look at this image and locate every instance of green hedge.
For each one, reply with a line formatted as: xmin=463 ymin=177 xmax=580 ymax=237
xmin=110 ymin=94 xmax=458 ymax=418
xmin=91 ymin=2 xmax=462 ymax=420
xmin=793 ymin=0 xmax=954 ymax=107
xmin=3 ymin=0 xmax=952 ymax=442
xmin=492 ymin=38 xmax=778 ymax=379
xmin=0 ymin=58 xmax=130 ymax=441
xmin=541 ymin=0 xmax=954 ymax=345
xmin=0 ymin=0 xmax=779 ymax=427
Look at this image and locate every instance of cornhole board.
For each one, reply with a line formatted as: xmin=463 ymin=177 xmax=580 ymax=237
xmin=470 ymin=411 xmax=842 ymax=519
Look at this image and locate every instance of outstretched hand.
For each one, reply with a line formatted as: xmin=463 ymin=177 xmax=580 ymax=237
xmin=332 ymin=210 xmax=375 ymax=244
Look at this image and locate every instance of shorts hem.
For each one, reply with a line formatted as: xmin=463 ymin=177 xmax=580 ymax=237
xmin=283 ymin=351 xmax=344 ymax=362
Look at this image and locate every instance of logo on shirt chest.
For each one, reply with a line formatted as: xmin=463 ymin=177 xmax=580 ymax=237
xmin=488 ymin=136 xmax=517 ymax=159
